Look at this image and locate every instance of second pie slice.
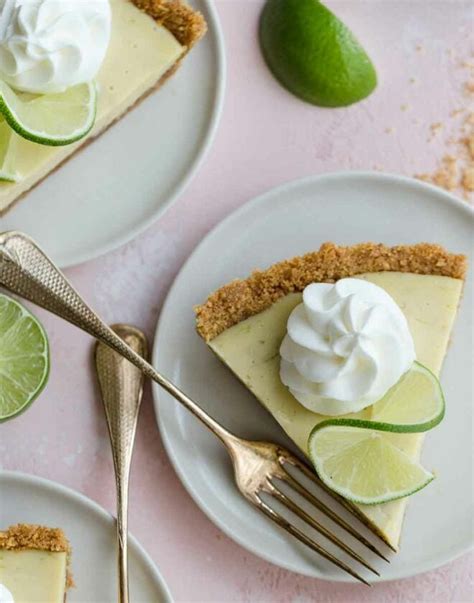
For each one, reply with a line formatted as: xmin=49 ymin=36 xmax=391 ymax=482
xmin=0 ymin=0 xmax=207 ymax=215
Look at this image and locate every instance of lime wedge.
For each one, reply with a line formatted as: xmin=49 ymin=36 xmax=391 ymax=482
xmin=259 ymin=0 xmax=377 ymax=107
xmin=308 ymin=425 xmax=433 ymax=505
xmin=0 ymin=81 xmax=97 ymax=146
xmin=0 ymin=294 xmax=50 ymax=421
xmin=0 ymin=118 xmax=19 ymax=182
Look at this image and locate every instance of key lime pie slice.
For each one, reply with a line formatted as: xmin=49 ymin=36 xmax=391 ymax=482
xmin=0 ymin=524 xmax=72 ymax=602
xmin=195 ymin=243 xmax=466 ymax=549
xmin=0 ymin=0 xmax=206 ymax=214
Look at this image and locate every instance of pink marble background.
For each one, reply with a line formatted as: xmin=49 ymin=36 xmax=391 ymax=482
xmin=2 ymin=1 xmax=473 ymax=601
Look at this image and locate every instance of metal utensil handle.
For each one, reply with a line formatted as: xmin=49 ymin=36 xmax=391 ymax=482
xmin=100 ymin=323 xmax=233 ymax=444
xmin=0 ymin=231 xmax=233 ymax=445
xmin=95 ymin=325 xmax=147 ymax=603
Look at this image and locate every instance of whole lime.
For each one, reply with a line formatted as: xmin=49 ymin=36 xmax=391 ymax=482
xmin=259 ymin=0 xmax=377 ymax=107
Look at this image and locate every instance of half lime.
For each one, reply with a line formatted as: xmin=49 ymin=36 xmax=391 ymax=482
xmin=0 ymin=295 xmax=50 ymax=421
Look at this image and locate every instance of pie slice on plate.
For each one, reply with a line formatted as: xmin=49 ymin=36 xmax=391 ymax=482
xmin=195 ymin=242 xmax=466 ymax=550
xmin=0 ymin=524 xmax=72 ymax=602
xmin=0 ymin=0 xmax=206 ymax=215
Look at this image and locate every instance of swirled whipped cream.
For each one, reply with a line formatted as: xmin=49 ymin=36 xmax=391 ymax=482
xmin=280 ymin=278 xmax=415 ymax=416
xmin=0 ymin=584 xmax=14 ymax=603
xmin=0 ymin=0 xmax=111 ymax=94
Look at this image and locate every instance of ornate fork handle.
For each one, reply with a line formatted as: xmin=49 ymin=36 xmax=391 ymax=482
xmin=0 ymin=231 xmax=233 ymax=445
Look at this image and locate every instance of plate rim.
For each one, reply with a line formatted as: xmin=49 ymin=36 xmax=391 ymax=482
xmin=152 ymin=171 xmax=473 ymax=583
xmin=58 ymin=0 xmax=226 ymax=268
xmin=0 ymin=469 xmax=173 ymax=602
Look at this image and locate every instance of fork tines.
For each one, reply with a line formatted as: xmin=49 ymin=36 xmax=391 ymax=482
xmin=256 ymin=450 xmax=392 ymax=586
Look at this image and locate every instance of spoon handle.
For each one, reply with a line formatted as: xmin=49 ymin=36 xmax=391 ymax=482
xmin=95 ymin=324 xmax=147 ymax=603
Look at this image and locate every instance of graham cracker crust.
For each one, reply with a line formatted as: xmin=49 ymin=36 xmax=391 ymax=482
xmin=195 ymin=242 xmax=467 ymax=341
xmin=0 ymin=0 xmax=206 ymax=216
xmin=0 ymin=523 xmax=70 ymax=553
xmin=132 ymin=0 xmax=206 ymax=47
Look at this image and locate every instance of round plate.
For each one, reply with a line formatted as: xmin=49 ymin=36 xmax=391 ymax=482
xmin=0 ymin=471 xmax=172 ymax=602
xmin=152 ymin=172 xmax=473 ymax=582
xmin=2 ymin=0 xmax=225 ymax=268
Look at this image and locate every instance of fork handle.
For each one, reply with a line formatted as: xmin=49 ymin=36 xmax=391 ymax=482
xmin=0 ymin=231 xmax=235 ymax=446
xmin=96 ymin=324 xmax=235 ymax=446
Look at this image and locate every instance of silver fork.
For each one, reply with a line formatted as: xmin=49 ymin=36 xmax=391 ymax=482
xmin=0 ymin=231 xmax=391 ymax=585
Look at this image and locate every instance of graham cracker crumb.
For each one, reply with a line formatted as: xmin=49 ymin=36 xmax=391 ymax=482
xmin=465 ymin=81 xmax=474 ymax=94
xmin=462 ymin=166 xmax=474 ymax=190
xmin=413 ymin=62 xmax=474 ymax=199
xmin=195 ymin=243 xmax=466 ymax=341
xmin=416 ymin=155 xmax=458 ymax=190
xmin=466 ymin=112 xmax=474 ymax=126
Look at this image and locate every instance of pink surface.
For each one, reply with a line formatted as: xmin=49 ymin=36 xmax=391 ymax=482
xmin=2 ymin=1 xmax=473 ymax=601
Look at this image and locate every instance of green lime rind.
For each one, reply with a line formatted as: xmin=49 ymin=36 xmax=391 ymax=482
xmin=0 ymin=81 xmax=97 ymax=146
xmin=308 ymin=424 xmax=434 ymax=505
xmin=0 ymin=294 xmax=50 ymax=422
xmin=0 ymin=171 xmax=18 ymax=183
xmin=259 ymin=0 xmax=377 ymax=107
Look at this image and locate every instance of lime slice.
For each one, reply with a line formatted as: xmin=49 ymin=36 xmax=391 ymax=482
xmin=0 ymin=81 xmax=97 ymax=146
xmin=259 ymin=0 xmax=377 ymax=107
xmin=369 ymin=362 xmax=444 ymax=431
xmin=316 ymin=363 xmax=445 ymax=434
xmin=0 ymin=294 xmax=50 ymax=421
xmin=307 ymin=362 xmax=443 ymax=504
xmin=0 ymin=118 xmax=19 ymax=182
xmin=308 ymin=425 xmax=434 ymax=504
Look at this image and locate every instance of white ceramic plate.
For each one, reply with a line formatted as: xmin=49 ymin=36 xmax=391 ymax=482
xmin=152 ymin=172 xmax=473 ymax=582
xmin=0 ymin=471 xmax=172 ymax=602
xmin=1 ymin=0 xmax=225 ymax=268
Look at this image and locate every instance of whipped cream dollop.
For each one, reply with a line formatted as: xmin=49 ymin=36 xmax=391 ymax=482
xmin=0 ymin=0 xmax=111 ymax=93
xmin=0 ymin=584 xmax=14 ymax=603
xmin=280 ymin=278 xmax=416 ymax=416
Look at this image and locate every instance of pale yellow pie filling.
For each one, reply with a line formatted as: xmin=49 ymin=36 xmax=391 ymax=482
xmin=208 ymin=272 xmax=463 ymax=548
xmin=0 ymin=549 xmax=67 ymax=602
xmin=0 ymin=0 xmax=184 ymax=212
